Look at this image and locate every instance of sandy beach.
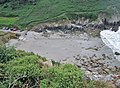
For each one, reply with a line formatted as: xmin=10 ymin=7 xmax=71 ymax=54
xmin=6 ymin=31 xmax=120 ymax=67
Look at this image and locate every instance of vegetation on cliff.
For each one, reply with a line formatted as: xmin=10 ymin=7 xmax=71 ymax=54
xmin=0 ymin=0 xmax=120 ymax=28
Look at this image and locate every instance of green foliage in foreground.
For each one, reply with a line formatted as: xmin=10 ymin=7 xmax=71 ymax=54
xmin=0 ymin=46 xmax=113 ymax=88
xmin=40 ymin=64 xmax=84 ymax=88
xmin=6 ymin=55 xmax=42 ymax=77
xmin=0 ymin=46 xmax=34 ymax=63
xmin=0 ymin=0 xmax=120 ymax=28
xmin=0 ymin=46 xmax=90 ymax=88
xmin=0 ymin=46 xmax=42 ymax=88
xmin=0 ymin=46 xmax=16 ymax=63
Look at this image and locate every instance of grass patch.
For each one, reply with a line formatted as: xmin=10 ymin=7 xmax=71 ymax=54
xmin=0 ymin=0 xmax=120 ymax=28
xmin=0 ymin=17 xmax=19 ymax=25
xmin=0 ymin=31 xmax=17 ymax=45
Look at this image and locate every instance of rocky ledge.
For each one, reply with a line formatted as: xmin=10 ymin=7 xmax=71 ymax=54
xmin=33 ymin=18 xmax=120 ymax=36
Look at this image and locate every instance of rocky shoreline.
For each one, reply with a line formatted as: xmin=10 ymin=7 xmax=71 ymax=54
xmin=33 ymin=18 xmax=120 ymax=35
xmin=2 ymin=18 xmax=120 ymax=88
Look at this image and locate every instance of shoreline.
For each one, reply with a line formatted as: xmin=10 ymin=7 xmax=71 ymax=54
xmin=1 ymin=20 xmax=120 ymax=82
xmin=5 ymin=30 xmax=120 ymax=75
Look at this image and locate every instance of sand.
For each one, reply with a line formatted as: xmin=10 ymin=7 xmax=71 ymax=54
xmin=6 ymin=31 xmax=120 ymax=66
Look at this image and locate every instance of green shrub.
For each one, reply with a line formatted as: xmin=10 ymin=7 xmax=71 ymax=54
xmin=4 ymin=55 xmax=42 ymax=88
xmin=40 ymin=64 xmax=84 ymax=88
xmin=0 ymin=47 xmax=113 ymax=88
xmin=0 ymin=46 xmax=16 ymax=63
xmin=6 ymin=55 xmax=42 ymax=77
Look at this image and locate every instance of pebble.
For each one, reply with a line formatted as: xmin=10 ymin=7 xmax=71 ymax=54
xmin=104 ymin=69 xmax=110 ymax=74
xmin=92 ymin=75 xmax=104 ymax=80
xmin=83 ymin=75 xmax=91 ymax=81
xmin=103 ymin=74 xmax=115 ymax=81
xmin=115 ymin=79 xmax=120 ymax=88
xmin=92 ymin=72 xmax=99 ymax=75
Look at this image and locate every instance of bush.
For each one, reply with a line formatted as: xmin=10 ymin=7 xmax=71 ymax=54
xmin=6 ymin=55 xmax=42 ymax=77
xmin=0 ymin=47 xmax=112 ymax=88
xmin=0 ymin=46 xmax=16 ymax=63
xmin=4 ymin=55 xmax=42 ymax=88
xmin=0 ymin=46 xmax=45 ymax=88
xmin=40 ymin=64 xmax=85 ymax=88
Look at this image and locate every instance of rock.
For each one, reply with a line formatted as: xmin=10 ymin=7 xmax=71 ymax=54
xmin=112 ymin=26 xmax=119 ymax=32
xmin=82 ymin=62 xmax=89 ymax=67
xmin=103 ymin=74 xmax=115 ymax=81
xmin=115 ymin=79 xmax=120 ymax=88
xmin=90 ymin=59 xmax=95 ymax=63
xmin=103 ymin=69 xmax=110 ymax=74
xmin=92 ymin=75 xmax=102 ymax=80
xmin=34 ymin=28 xmax=42 ymax=33
xmin=92 ymin=63 xmax=99 ymax=68
xmin=85 ymin=71 xmax=92 ymax=75
xmin=102 ymin=54 xmax=106 ymax=58
xmin=87 ymin=68 xmax=93 ymax=72
xmin=15 ymin=33 xmax=21 ymax=38
xmin=115 ymin=52 xmax=120 ymax=55
xmin=83 ymin=75 xmax=91 ymax=81
xmin=80 ymin=67 xmax=86 ymax=71
xmin=75 ymin=57 xmax=80 ymax=60
xmin=92 ymin=72 xmax=99 ymax=75
xmin=84 ymin=71 xmax=92 ymax=80
xmin=76 ymin=64 xmax=81 ymax=68
xmin=107 ymin=66 xmax=116 ymax=72
xmin=38 ymin=59 xmax=53 ymax=68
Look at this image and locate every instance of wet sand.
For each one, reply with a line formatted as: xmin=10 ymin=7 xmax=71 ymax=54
xmin=6 ymin=31 xmax=120 ymax=67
